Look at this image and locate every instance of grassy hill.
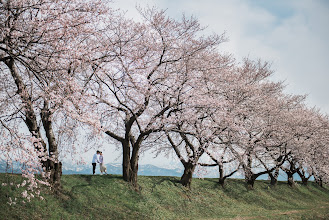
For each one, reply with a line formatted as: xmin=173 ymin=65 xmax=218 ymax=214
xmin=1 ymin=174 xmax=329 ymax=219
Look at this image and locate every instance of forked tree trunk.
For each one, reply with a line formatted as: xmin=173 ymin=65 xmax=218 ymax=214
xmin=42 ymin=160 xmax=62 ymax=189
xmin=181 ymin=162 xmax=196 ymax=188
xmin=41 ymin=102 xmax=62 ymax=189
xmin=105 ymin=129 xmax=141 ymax=189
xmin=269 ymin=168 xmax=279 ymax=187
xmin=296 ymin=170 xmax=311 ymax=186
xmin=104 ymin=130 xmax=132 ymax=183
xmin=245 ymin=168 xmax=272 ymax=189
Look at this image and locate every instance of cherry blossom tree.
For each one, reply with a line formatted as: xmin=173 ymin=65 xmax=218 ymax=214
xmin=198 ymin=146 xmax=241 ymax=187
xmin=195 ymin=58 xmax=307 ymax=189
xmin=163 ymin=54 xmax=237 ymax=188
xmin=280 ymin=107 xmax=329 ymax=186
xmin=0 ymin=0 xmax=109 ymax=194
xmin=165 ymin=107 xmax=220 ymax=187
xmin=81 ymin=7 xmax=227 ymax=188
xmin=204 ymin=59 xmax=282 ymax=189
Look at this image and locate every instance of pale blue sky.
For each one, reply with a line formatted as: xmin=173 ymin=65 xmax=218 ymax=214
xmin=88 ymin=0 xmax=329 ymax=168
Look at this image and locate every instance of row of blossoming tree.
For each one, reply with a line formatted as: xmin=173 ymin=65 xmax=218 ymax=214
xmin=1 ymin=0 xmax=328 ymax=201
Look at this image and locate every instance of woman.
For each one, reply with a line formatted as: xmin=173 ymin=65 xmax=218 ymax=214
xmin=99 ymin=151 xmax=107 ymax=175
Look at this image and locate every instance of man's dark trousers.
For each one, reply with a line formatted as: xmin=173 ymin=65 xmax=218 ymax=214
xmin=92 ymin=163 xmax=96 ymax=174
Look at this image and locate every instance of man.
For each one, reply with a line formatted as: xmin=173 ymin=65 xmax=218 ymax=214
xmin=92 ymin=150 xmax=100 ymax=175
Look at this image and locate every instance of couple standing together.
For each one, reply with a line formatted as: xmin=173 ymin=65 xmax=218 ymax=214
xmin=92 ymin=150 xmax=107 ymax=175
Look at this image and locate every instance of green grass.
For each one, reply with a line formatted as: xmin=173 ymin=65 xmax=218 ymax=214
xmin=1 ymin=174 xmax=329 ymax=219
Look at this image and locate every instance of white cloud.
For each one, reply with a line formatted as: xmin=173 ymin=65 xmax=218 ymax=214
xmin=105 ymin=0 xmax=329 ymax=167
xmin=112 ymin=0 xmax=329 ymax=113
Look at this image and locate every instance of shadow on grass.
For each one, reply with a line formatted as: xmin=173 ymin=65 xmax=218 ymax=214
xmin=58 ymin=175 xmax=120 ymax=200
xmin=148 ymin=176 xmax=181 ymax=192
xmin=56 ymin=174 xmax=129 ymax=218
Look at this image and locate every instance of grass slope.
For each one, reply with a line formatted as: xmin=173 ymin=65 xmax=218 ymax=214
xmin=1 ymin=174 xmax=329 ymax=219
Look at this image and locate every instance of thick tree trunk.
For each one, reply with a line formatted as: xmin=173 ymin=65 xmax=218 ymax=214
xmin=244 ymin=150 xmax=255 ymax=189
xmin=244 ymin=153 xmax=255 ymax=190
xmin=296 ymin=170 xmax=310 ymax=186
xmin=129 ymin=138 xmax=142 ymax=190
xmin=301 ymin=178 xmax=308 ymax=186
xmin=269 ymin=173 xmax=277 ymax=186
xmin=245 ymin=174 xmax=256 ymax=190
xmin=285 ymin=161 xmax=297 ymax=187
xmin=269 ymin=168 xmax=279 ymax=187
xmin=181 ymin=162 xmax=196 ymax=188
xmin=42 ymin=159 xmax=62 ymax=189
xmin=122 ymin=140 xmax=131 ymax=182
xmin=287 ymin=172 xmax=295 ymax=187
xmin=129 ymin=158 xmax=139 ymax=189
xmin=41 ymin=101 xmax=62 ymax=188
xmin=104 ymin=130 xmax=132 ymax=183
xmin=105 ymin=128 xmax=143 ymax=189
xmin=218 ymin=165 xmax=225 ymax=187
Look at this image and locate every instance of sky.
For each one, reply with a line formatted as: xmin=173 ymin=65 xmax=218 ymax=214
xmin=82 ymin=0 xmax=329 ymax=168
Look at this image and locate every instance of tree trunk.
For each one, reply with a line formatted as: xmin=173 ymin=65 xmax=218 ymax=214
xmin=269 ymin=168 xmax=279 ymax=187
xmin=287 ymin=172 xmax=295 ymax=187
xmin=104 ymin=130 xmax=133 ymax=184
xmin=105 ymin=128 xmax=144 ymax=190
xmin=244 ymin=150 xmax=255 ymax=189
xmin=43 ymin=159 xmax=62 ymax=189
xmin=243 ymin=157 xmax=255 ymax=190
xmin=122 ymin=140 xmax=131 ymax=182
xmin=129 ymin=158 xmax=138 ymax=190
xmin=181 ymin=162 xmax=196 ymax=188
xmin=41 ymin=101 xmax=62 ymax=188
xmin=301 ymin=177 xmax=308 ymax=186
xmin=218 ymin=164 xmax=225 ymax=187
xmin=127 ymin=132 xmax=147 ymax=190
xmin=129 ymin=139 xmax=142 ymax=190
xmin=269 ymin=173 xmax=277 ymax=186
xmin=245 ymin=174 xmax=256 ymax=190
xmin=296 ymin=170 xmax=310 ymax=186
xmin=315 ymin=176 xmax=323 ymax=187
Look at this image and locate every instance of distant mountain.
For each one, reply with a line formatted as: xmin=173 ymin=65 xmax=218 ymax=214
xmin=62 ymin=162 xmax=183 ymax=177
xmin=0 ymin=160 xmax=306 ymax=181
xmin=0 ymin=159 xmax=21 ymax=174
xmin=61 ymin=163 xmax=306 ymax=181
xmin=137 ymin=164 xmax=183 ymax=177
xmin=0 ymin=159 xmax=182 ymax=176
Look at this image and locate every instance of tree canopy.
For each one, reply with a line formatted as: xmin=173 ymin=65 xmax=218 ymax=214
xmin=1 ymin=0 xmax=328 ymax=202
